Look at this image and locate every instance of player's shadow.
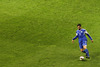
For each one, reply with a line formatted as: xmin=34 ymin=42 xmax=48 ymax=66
xmin=82 ymin=59 xmax=87 ymax=61
xmin=78 ymin=59 xmax=87 ymax=61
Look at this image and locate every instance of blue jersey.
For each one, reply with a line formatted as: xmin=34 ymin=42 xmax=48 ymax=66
xmin=72 ymin=29 xmax=92 ymax=41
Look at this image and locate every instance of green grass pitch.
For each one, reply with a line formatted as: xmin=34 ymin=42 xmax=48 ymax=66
xmin=0 ymin=0 xmax=100 ymax=67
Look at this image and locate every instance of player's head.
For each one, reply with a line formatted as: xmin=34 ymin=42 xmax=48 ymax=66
xmin=77 ymin=24 xmax=81 ymax=30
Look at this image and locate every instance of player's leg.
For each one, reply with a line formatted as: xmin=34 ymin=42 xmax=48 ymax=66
xmin=82 ymin=41 xmax=90 ymax=58
xmin=81 ymin=48 xmax=86 ymax=53
xmin=83 ymin=46 xmax=89 ymax=55
xmin=79 ymin=41 xmax=84 ymax=52
xmin=82 ymin=45 xmax=87 ymax=53
xmin=83 ymin=45 xmax=90 ymax=58
xmin=80 ymin=49 xmax=83 ymax=52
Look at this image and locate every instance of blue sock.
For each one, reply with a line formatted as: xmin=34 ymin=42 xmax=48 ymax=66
xmin=83 ymin=49 xmax=89 ymax=56
xmin=82 ymin=51 xmax=86 ymax=53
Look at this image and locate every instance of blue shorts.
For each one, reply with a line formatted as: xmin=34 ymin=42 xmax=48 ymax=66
xmin=79 ymin=40 xmax=87 ymax=49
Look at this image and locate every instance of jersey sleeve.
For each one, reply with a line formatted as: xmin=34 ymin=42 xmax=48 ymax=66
xmin=84 ymin=30 xmax=93 ymax=40
xmin=84 ymin=30 xmax=89 ymax=34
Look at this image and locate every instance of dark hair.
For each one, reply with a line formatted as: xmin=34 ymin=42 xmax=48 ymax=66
xmin=77 ymin=24 xmax=81 ymax=27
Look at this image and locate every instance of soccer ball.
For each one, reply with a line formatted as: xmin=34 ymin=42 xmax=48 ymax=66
xmin=80 ymin=56 xmax=84 ymax=60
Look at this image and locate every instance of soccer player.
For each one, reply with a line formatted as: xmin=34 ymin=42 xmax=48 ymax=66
xmin=72 ymin=24 xmax=93 ymax=59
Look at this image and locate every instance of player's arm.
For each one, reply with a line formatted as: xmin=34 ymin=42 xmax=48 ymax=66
xmin=85 ymin=30 xmax=93 ymax=42
xmin=85 ymin=30 xmax=92 ymax=40
xmin=72 ymin=35 xmax=78 ymax=40
xmin=72 ymin=33 xmax=78 ymax=43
